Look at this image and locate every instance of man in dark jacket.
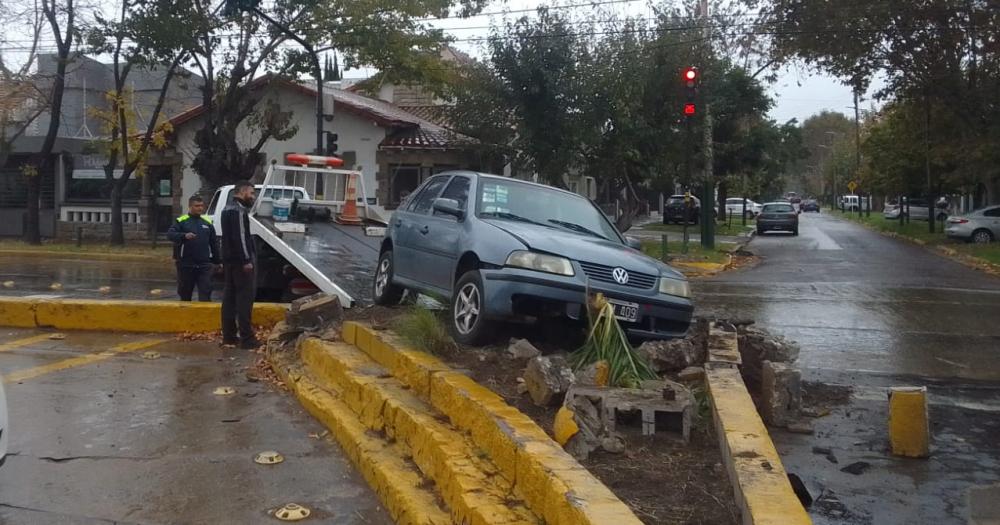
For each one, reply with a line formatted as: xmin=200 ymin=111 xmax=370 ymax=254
xmin=167 ymin=195 xmax=220 ymax=302
xmin=221 ymin=181 xmax=259 ymax=349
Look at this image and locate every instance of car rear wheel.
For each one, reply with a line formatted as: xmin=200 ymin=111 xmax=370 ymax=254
xmin=373 ymin=250 xmax=405 ymax=306
xmin=450 ymin=271 xmax=495 ymax=346
xmin=972 ymin=229 xmax=994 ymax=244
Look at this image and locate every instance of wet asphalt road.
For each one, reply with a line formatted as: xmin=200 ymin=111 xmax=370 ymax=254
xmin=0 ymin=329 xmax=390 ymax=525
xmin=0 ymin=255 xmax=178 ymax=301
xmin=695 ymin=212 xmax=1000 ymax=525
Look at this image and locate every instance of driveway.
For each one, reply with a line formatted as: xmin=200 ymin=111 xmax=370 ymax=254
xmin=693 ymin=212 xmax=1000 ymax=525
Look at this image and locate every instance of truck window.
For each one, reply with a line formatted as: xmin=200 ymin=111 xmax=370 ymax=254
xmin=207 ymin=190 xmax=221 ymax=215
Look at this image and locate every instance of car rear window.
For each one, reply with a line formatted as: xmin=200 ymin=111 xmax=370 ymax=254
xmin=763 ymin=204 xmax=794 ymax=213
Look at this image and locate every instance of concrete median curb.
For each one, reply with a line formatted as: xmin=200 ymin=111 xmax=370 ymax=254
xmin=278 ymin=321 xmax=643 ymax=525
xmin=0 ymin=298 xmax=286 ymax=332
xmin=0 ymin=248 xmax=169 ymax=262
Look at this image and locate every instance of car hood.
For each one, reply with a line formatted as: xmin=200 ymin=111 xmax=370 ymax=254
xmin=484 ymin=220 xmax=683 ymax=279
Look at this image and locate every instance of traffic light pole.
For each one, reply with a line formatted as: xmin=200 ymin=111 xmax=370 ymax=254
xmin=250 ymin=7 xmax=328 ymax=155
xmin=699 ymin=0 xmax=715 ymax=250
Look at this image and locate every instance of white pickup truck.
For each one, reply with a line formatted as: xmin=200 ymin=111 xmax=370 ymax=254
xmin=204 ymin=158 xmax=386 ymax=306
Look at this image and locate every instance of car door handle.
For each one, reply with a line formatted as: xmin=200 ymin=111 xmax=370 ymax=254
xmin=419 ymin=225 xmax=430 ymax=235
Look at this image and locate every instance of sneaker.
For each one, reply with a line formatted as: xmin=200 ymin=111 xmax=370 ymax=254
xmin=240 ymin=339 xmax=262 ymax=350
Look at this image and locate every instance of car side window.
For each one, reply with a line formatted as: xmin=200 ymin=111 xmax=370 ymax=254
xmin=408 ymin=177 xmax=450 ymax=215
xmin=434 ymin=177 xmax=471 ymax=218
xmin=984 ymin=208 xmax=1000 ymax=218
xmin=207 ymin=191 xmax=221 ymax=214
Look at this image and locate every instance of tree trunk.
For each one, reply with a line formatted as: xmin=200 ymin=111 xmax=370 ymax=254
xmin=23 ymin=169 xmax=41 ymax=244
xmin=110 ymin=183 xmax=124 ymax=246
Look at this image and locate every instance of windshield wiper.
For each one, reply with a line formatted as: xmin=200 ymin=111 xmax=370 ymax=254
xmin=482 ymin=211 xmax=547 ymax=226
xmin=547 ymin=219 xmax=608 ymax=240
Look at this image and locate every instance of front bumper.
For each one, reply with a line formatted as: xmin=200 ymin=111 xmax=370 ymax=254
xmin=481 ymin=268 xmax=694 ymax=339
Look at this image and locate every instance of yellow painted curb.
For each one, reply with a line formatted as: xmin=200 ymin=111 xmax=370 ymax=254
xmin=705 ymin=366 xmax=811 ymax=525
xmin=889 ymin=387 xmax=930 ymax=458
xmin=298 ymin=339 xmax=539 ymax=525
xmin=673 ymin=254 xmax=734 ymax=277
xmin=0 ymin=298 xmax=286 ymax=332
xmin=344 ymin=322 xmax=643 ymax=525
xmin=0 ymin=248 xmax=169 ymax=262
xmin=270 ymin=353 xmax=453 ymax=525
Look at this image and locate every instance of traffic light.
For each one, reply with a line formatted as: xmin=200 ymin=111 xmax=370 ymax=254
xmin=324 ymin=131 xmax=339 ymax=155
xmin=682 ymin=67 xmax=699 ymax=117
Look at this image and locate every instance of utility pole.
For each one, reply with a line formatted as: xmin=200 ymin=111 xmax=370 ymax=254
xmin=700 ymin=0 xmax=715 ymax=250
xmin=924 ymin=95 xmax=934 ymax=233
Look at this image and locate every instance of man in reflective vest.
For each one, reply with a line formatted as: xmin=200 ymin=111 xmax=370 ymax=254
xmin=167 ymin=195 xmax=221 ymax=301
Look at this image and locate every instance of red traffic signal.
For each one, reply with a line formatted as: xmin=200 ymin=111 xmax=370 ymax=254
xmin=683 ymin=67 xmax=698 ymax=86
xmin=684 ymin=103 xmax=696 ymax=116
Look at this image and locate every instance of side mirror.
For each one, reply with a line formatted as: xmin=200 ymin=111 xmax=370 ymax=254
xmin=626 ymin=237 xmax=642 ymax=250
xmin=432 ymin=198 xmax=464 ymax=219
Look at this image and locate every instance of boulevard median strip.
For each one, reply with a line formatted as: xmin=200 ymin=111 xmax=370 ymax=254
xmin=3 ymin=339 xmax=166 ymax=384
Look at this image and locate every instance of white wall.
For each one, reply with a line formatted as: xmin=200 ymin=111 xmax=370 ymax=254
xmin=173 ymin=86 xmax=386 ymax=205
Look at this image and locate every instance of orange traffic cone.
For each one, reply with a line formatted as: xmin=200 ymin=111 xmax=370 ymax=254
xmin=336 ymin=172 xmax=363 ymax=225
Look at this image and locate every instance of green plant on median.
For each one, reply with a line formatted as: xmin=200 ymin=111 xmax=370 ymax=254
xmin=640 ymin=241 xmax=731 ymax=264
xmin=570 ymin=294 xmax=657 ymax=388
xmin=396 ymin=307 xmax=456 ymax=356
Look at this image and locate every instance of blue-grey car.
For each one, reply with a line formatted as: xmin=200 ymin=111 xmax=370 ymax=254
xmin=372 ymin=172 xmax=694 ymax=345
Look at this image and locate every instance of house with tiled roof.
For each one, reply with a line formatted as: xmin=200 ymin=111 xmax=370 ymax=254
xmin=165 ymin=75 xmax=498 ymax=213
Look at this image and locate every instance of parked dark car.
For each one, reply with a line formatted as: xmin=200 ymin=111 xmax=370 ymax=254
xmin=663 ymin=195 xmax=701 ymax=224
xmin=757 ymin=202 xmax=799 ymax=236
xmin=374 ymin=172 xmax=694 ymax=345
xmin=800 ymin=199 xmax=820 ymax=212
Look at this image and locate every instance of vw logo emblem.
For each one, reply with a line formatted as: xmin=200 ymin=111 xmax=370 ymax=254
xmin=612 ymin=267 xmax=629 ymax=284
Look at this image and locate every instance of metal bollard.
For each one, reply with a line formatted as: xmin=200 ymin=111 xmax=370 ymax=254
xmin=888 ymin=386 xmax=930 ymax=458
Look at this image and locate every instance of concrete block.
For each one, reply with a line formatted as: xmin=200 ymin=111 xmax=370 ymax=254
xmin=889 ymin=386 xmax=930 ymax=458
xmin=761 ymin=361 xmax=802 ymax=427
xmin=524 ymin=355 xmax=575 ymax=406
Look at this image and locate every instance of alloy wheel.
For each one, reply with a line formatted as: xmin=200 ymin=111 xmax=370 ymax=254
xmin=454 ymin=283 xmax=481 ymax=335
xmin=375 ymin=258 xmax=390 ymax=297
xmin=973 ymin=230 xmax=993 ymax=244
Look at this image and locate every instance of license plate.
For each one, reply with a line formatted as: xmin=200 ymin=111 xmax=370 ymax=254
xmin=608 ymin=299 xmax=640 ymax=323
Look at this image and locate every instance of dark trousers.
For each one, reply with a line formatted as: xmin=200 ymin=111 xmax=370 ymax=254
xmin=177 ymin=263 xmax=214 ymax=302
xmin=222 ymin=263 xmax=257 ymax=343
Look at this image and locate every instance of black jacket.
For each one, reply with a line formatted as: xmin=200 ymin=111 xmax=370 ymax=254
xmin=167 ymin=214 xmax=220 ymax=266
xmin=221 ymin=198 xmax=257 ymax=264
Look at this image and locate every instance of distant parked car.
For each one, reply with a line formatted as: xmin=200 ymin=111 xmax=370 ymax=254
xmin=663 ymin=195 xmax=701 ymax=225
xmin=800 ymin=199 xmax=820 ymax=212
xmin=0 ymin=380 xmax=7 ymax=468
xmin=785 ymin=192 xmax=802 ymax=204
xmin=945 ymin=205 xmax=1000 ymax=244
xmin=757 ymin=202 xmax=799 ymax=236
xmin=884 ymin=197 xmax=949 ymax=222
xmin=374 ymin=172 xmax=694 ymax=344
xmin=724 ymin=198 xmax=762 ymax=219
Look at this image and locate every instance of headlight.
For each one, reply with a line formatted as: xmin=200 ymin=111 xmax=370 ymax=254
xmin=659 ymin=276 xmax=690 ymax=298
xmin=505 ymin=251 xmax=575 ymax=276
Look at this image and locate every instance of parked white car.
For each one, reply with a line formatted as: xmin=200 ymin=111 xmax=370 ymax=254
xmin=724 ymin=198 xmax=762 ymax=219
xmin=1 ymin=380 xmax=7 ymax=467
xmin=945 ymin=205 xmax=1000 ymax=243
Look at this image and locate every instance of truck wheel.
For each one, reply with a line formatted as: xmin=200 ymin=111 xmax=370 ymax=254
xmin=373 ymin=250 xmax=405 ymax=305
xmin=450 ymin=271 xmax=495 ymax=346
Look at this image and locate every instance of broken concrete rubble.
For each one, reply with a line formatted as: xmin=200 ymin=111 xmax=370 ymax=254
xmin=506 ymin=338 xmax=542 ymax=360
xmin=576 ymin=360 xmax=610 ymax=387
xmin=523 ymin=354 xmax=576 ymax=406
xmin=737 ymin=325 xmax=801 ymax=389
xmin=760 ymin=360 xmax=802 ymax=427
xmin=637 ymin=338 xmax=706 ymax=373
xmin=565 ymin=382 xmax=693 ymax=443
xmin=677 ymin=366 xmax=706 ymax=383
xmin=286 ymin=293 xmax=343 ymax=331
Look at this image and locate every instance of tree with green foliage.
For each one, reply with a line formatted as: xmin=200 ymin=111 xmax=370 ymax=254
xmin=185 ymin=0 xmax=486 ymax=193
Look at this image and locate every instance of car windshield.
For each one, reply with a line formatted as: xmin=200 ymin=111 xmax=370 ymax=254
xmin=763 ymin=203 xmax=795 ymax=213
xmin=667 ymin=196 xmax=686 ymax=204
xmin=477 ymin=179 xmax=621 ymax=242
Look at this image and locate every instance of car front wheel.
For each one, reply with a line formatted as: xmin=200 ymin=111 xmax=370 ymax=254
xmin=373 ymin=250 xmax=405 ymax=306
xmin=450 ymin=271 xmax=495 ymax=346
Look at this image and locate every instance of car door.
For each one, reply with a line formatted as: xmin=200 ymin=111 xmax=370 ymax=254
xmin=420 ymin=175 xmax=472 ymax=292
xmin=392 ymin=176 xmax=449 ymax=284
xmin=983 ymin=207 xmax=1000 ymax=237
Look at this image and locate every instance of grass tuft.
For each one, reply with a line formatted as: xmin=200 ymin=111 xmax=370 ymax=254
xmin=395 ymin=307 xmax=456 ymax=356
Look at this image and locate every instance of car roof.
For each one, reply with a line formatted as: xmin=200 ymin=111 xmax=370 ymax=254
xmin=762 ymin=201 xmax=795 ymax=206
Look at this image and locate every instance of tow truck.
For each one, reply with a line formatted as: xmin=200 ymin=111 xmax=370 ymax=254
xmin=206 ymin=154 xmax=385 ymax=307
